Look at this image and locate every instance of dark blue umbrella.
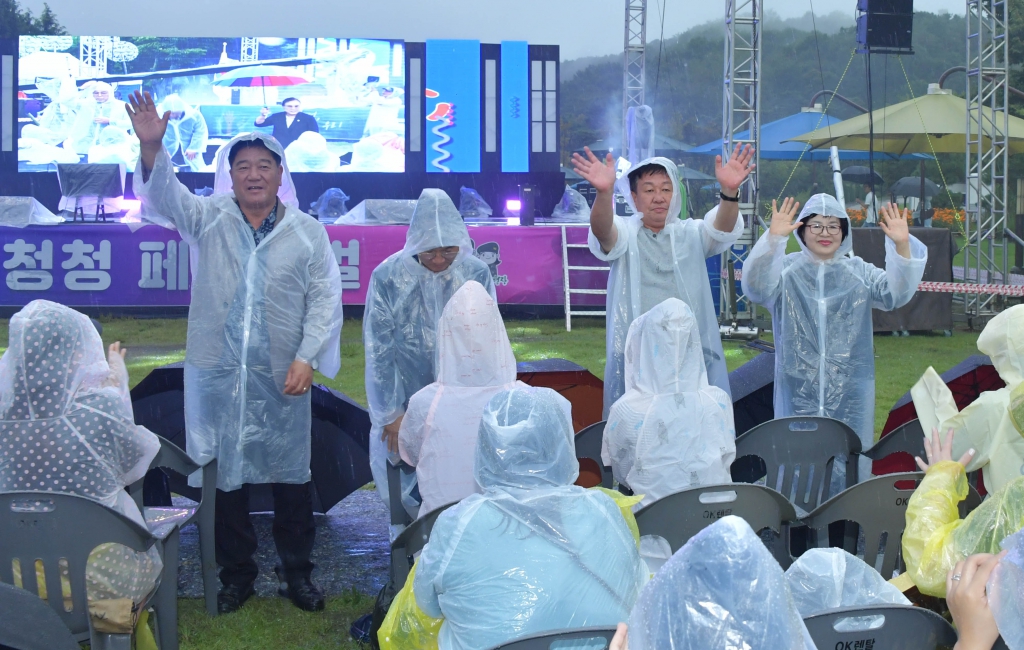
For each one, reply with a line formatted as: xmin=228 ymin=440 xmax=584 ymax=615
xmin=688 ymin=109 xmax=932 ymax=161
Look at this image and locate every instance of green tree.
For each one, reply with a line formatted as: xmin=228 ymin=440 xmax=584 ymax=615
xmin=0 ymin=0 xmax=65 ymax=39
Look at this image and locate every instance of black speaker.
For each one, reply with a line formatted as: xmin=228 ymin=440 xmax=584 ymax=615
xmin=519 ymin=184 xmax=536 ymax=226
xmin=857 ymin=0 xmax=914 ymax=53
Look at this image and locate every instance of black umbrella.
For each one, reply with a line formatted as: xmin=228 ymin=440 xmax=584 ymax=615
xmin=841 ymin=166 xmax=885 ymax=185
xmin=889 ymin=176 xmax=941 ymax=199
xmin=130 ymin=363 xmax=372 ymax=513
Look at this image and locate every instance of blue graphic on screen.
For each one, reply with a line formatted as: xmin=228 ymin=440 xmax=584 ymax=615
xmin=501 ymin=41 xmax=529 ymax=173
xmin=425 ymin=39 xmax=481 ymax=173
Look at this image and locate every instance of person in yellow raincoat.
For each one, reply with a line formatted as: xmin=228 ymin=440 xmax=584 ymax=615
xmin=902 ymin=428 xmax=1024 ymax=597
xmin=911 ymin=304 xmax=1024 ymax=494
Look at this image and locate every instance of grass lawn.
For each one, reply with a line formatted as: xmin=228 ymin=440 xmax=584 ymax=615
xmin=0 ymin=314 xmax=985 ymax=647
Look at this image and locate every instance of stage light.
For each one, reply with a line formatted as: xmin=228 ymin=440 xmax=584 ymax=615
xmin=120 ymin=199 xmax=141 ymax=211
xmin=506 ymin=217 xmax=521 ymax=226
xmin=506 ymin=199 xmax=522 ymax=212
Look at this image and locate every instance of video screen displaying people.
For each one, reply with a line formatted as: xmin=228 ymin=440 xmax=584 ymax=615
xmin=17 ymin=36 xmax=406 ymax=173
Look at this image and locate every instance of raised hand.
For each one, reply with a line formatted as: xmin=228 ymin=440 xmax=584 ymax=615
xmin=915 ymin=427 xmax=975 ymax=472
xmin=715 ymin=143 xmax=756 ymax=195
xmin=571 ymin=146 xmax=617 ymax=194
xmin=125 ymin=91 xmax=169 ymax=145
xmin=946 ymin=553 xmax=1005 ymax=650
xmin=768 ymin=198 xmax=802 ymax=238
xmin=878 ymin=202 xmax=911 ymax=257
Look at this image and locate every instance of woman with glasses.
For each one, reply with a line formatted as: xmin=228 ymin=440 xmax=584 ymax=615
xmin=743 ymin=194 xmax=927 ymax=480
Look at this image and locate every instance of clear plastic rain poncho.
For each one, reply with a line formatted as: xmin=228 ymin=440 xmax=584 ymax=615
xmin=785 ymin=548 xmax=910 ymax=618
xmin=68 ymin=82 xmax=132 ymax=154
xmin=364 ymin=189 xmax=495 ymax=509
xmin=0 ymin=300 xmax=163 ymax=610
xmin=284 ymin=132 xmax=341 ymax=173
xmin=20 ymin=76 xmax=79 ymax=146
xmin=902 ymin=461 xmax=1024 ymax=597
xmin=744 ymin=193 xmax=927 ymax=478
xmin=398 ymin=280 xmax=524 ymax=517
xmin=589 ymin=157 xmax=742 ymax=417
xmin=628 ymin=515 xmax=815 ymax=650
xmin=604 ymin=298 xmax=736 ymax=506
xmin=87 ymin=125 xmax=139 ymax=168
xmin=134 ymin=132 xmax=343 ymax=492
xmin=990 ymin=529 xmax=1024 ymax=650
xmin=157 ymin=94 xmax=209 ymax=172
xmin=414 ymin=386 xmax=645 ymax=650
xmin=911 ymin=304 xmax=1024 ymax=494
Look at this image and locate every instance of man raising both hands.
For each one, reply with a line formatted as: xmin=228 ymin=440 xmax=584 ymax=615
xmin=572 ymin=145 xmax=755 ymax=416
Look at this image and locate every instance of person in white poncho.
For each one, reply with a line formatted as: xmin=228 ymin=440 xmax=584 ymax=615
xmin=604 ymin=297 xmax=736 ymax=506
xmin=743 ymin=194 xmax=927 ymax=480
xmin=398 ymin=280 xmax=524 ymax=518
xmin=126 ymin=91 xmax=343 ymax=614
xmin=571 ymin=144 xmax=755 ymax=417
xmin=0 ymin=301 xmax=162 ymax=640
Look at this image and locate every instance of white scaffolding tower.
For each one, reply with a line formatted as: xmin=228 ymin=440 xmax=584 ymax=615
xmin=623 ymin=0 xmax=647 ymax=149
xmin=964 ymin=0 xmax=1011 ymax=324
xmin=720 ymin=0 xmax=763 ymax=331
xmin=79 ymin=37 xmax=112 ymax=78
xmin=241 ymin=38 xmax=260 ymax=63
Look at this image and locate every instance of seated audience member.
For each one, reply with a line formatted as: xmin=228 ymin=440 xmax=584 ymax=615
xmin=622 ymin=516 xmax=815 ymax=650
xmin=946 ymin=548 xmax=1016 ymax=650
xmin=785 ymin=548 xmax=911 ymax=618
xmin=0 ymin=300 xmax=162 ymax=638
xmin=284 ymin=132 xmax=341 ymax=173
xmin=912 ymin=304 xmax=1024 ymax=495
xmin=903 ymin=428 xmax=1024 ymax=597
xmin=398 ymin=280 xmax=525 ymax=517
xmin=413 ymin=386 xmax=645 ymax=650
xmin=604 ymin=298 xmax=735 ymax=505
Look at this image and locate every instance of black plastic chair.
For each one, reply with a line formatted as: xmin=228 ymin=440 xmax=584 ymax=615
xmin=128 ymin=434 xmax=218 ymax=621
xmin=0 ymin=492 xmax=167 ymax=649
xmin=485 ymin=627 xmax=619 ymax=650
xmin=732 ymin=416 xmax=863 ymax=514
xmin=802 ymin=472 xmax=923 ymax=578
xmin=574 ymin=420 xmax=612 ymax=489
xmin=803 ymin=604 xmax=956 ymax=650
xmin=389 ymin=502 xmax=457 ymax=591
xmin=0 ymin=581 xmax=80 ymax=650
xmin=633 ymin=483 xmax=798 ymax=567
xmin=387 ymin=457 xmax=420 ymax=527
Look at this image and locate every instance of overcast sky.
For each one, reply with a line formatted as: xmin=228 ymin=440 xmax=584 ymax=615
xmin=22 ymin=0 xmax=965 ymax=61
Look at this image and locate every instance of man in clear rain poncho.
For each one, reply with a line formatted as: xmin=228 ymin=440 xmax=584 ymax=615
xmin=571 ymin=144 xmax=755 ymax=417
xmin=69 ymin=82 xmax=132 ymax=155
xmin=622 ymin=515 xmax=815 ymax=650
xmin=126 ymin=92 xmax=343 ymax=614
xmin=414 ymin=385 xmax=644 ymax=650
xmin=743 ymin=195 xmax=926 ymax=480
xmin=604 ymin=297 xmax=736 ymax=506
xmin=397 ymin=280 xmax=525 ymax=518
xmin=364 ymin=188 xmax=494 ymax=524
xmin=0 ymin=301 xmax=163 ymax=641
xmin=157 ymin=94 xmax=209 ymax=172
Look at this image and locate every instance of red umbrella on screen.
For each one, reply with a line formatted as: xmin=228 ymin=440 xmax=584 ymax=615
xmin=213 ymin=64 xmax=311 ymax=104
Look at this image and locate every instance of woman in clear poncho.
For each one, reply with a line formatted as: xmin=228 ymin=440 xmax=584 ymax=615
xmin=901 ymin=427 xmax=1024 ymax=598
xmin=413 ymin=386 xmax=645 ymax=650
xmin=69 ymin=82 xmax=132 ymax=155
xmin=743 ymin=195 xmax=927 ymax=478
xmin=626 ymin=515 xmax=815 ymax=650
xmin=0 ymin=300 xmax=163 ymax=628
xmin=364 ymin=188 xmax=495 ymax=512
xmin=604 ymin=297 xmax=735 ymax=506
xmin=398 ymin=280 xmax=525 ymax=517
xmin=911 ymin=304 xmax=1024 ymax=495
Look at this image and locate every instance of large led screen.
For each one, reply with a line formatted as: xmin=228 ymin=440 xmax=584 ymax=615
xmin=16 ymin=36 xmax=406 ymax=173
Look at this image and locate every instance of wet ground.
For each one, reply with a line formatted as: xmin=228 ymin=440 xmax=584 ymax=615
xmin=174 ymin=488 xmax=390 ymax=598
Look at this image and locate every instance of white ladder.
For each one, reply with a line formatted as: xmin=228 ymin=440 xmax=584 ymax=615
xmin=561 ymin=225 xmax=610 ymax=331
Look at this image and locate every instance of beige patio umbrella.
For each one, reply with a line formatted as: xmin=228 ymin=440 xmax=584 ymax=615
xmin=787 ymin=84 xmax=1024 ymax=156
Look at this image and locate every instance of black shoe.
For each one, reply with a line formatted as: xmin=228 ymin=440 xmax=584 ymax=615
xmin=217 ymin=582 xmax=255 ymax=614
xmin=279 ymin=577 xmax=325 ymax=612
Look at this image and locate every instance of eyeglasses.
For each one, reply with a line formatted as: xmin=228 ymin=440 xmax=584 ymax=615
xmin=418 ymin=247 xmax=459 ymax=261
xmin=805 ymin=223 xmax=842 ymax=235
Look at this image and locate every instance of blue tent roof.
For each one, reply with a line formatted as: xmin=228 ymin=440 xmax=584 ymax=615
xmin=689 ymin=110 xmax=931 ymax=161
